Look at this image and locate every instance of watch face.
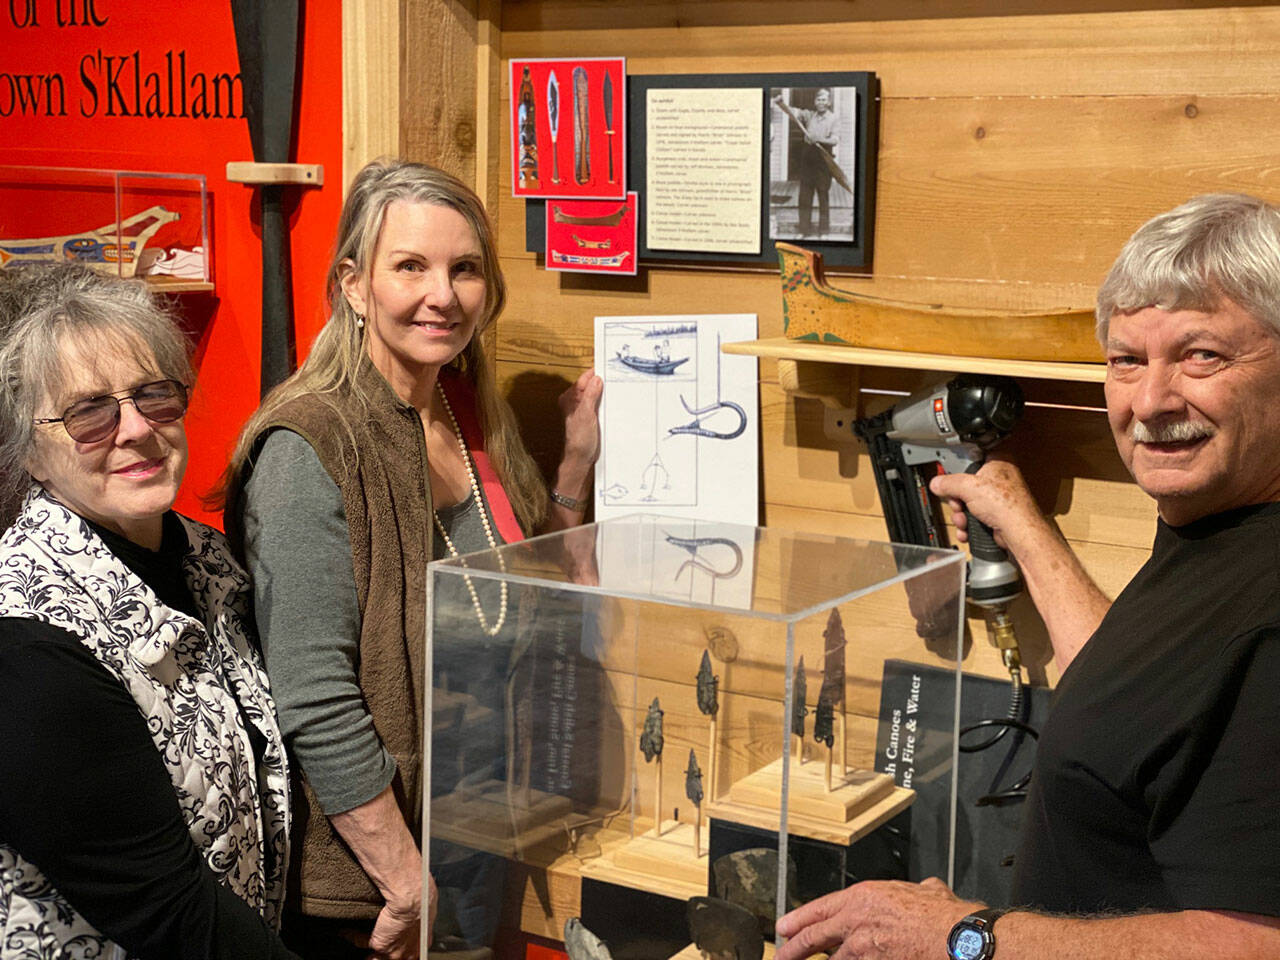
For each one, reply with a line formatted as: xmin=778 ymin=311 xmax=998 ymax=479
xmin=950 ymin=927 xmax=987 ymax=960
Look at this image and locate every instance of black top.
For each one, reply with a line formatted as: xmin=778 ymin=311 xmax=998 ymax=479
xmin=1012 ymin=502 xmax=1280 ymax=916
xmin=0 ymin=513 xmax=300 ymax=960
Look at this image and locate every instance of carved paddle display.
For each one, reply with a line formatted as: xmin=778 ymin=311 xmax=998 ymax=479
xmin=573 ymin=66 xmax=591 ymax=185
xmin=517 ymin=65 xmax=539 ymax=189
xmin=603 ymin=71 xmax=616 ymax=183
xmin=547 ymin=70 xmax=561 ymax=185
xmin=509 ymin=58 xmax=625 ymax=200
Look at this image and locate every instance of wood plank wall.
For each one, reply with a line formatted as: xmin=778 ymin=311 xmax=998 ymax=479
xmin=374 ymin=0 xmax=1280 ymax=937
xmin=376 ymin=0 xmax=1280 ymax=769
xmin=464 ymin=2 xmax=1279 ymax=688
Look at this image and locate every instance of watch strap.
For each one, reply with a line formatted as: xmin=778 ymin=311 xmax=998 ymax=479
xmin=550 ymin=489 xmax=588 ymax=511
xmin=967 ymin=908 xmax=1006 ymax=929
xmin=948 ymin=907 xmax=1007 ymax=960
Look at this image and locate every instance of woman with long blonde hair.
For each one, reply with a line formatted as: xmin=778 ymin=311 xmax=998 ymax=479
xmin=225 ymin=159 xmax=600 ymax=959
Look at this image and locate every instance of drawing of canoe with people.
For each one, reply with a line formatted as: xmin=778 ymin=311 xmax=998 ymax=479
xmin=615 ymin=340 xmax=690 ymax=375
xmin=0 ymin=205 xmax=179 ymax=277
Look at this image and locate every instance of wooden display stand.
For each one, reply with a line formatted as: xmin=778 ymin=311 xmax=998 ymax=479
xmin=707 ymin=749 xmax=915 ymax=849
xmin=579 ymin=819 xmax=709 ymax=900
xmin=431 ymin=780 xmax=574 ymax=859
xmin=726 ymin=757 xmax=894 ymax=822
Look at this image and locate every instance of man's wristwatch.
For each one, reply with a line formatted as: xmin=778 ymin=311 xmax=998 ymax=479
xmin=947 ymin=907 xmax=1007 ymax=960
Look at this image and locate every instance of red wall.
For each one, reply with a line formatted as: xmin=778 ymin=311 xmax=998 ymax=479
xmin=0 ymin=0 xmax=345 ymax=526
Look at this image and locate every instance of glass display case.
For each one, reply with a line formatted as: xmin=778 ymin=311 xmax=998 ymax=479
xmin=0 ymin=165 xmax=210 ymax=291
xmin=427 ymin=515 xmax=966 ymax=956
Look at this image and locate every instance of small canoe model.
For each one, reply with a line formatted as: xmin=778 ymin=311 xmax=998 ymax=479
xmin=0 ymin=205 xmax=179 ymax=278
xmin=552 ymin=203 xmax=629 ymax=227
xmin=617 ymin=352 xmax=689 ymax=375
xmin=776 ymin=242 xmax=1101 ymax=362
xmin=552 ymin=250 xmax=631 ymax=269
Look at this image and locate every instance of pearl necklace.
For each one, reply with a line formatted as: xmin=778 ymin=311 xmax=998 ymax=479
xmin=433 ymin=382 xmax=508 ymax=637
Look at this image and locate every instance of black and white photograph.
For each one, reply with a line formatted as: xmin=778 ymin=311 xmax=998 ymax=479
xmin=768 ymin=85 xmax=858 ymax=242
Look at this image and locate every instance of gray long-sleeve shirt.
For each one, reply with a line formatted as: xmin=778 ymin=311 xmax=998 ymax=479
xmin=240 ymin=428 xmax=506 ymax=815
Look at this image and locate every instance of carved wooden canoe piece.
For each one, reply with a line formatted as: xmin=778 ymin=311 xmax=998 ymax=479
xmin=777 ymin=242 xmax=1101 ymax=362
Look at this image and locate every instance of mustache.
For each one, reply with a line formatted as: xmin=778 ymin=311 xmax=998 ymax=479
xmin=1130 ymin=419 xmax=1217 ymax=443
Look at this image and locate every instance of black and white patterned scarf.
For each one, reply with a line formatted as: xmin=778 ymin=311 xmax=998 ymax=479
xmin=0 ymin=486 xmax=290 ymax=959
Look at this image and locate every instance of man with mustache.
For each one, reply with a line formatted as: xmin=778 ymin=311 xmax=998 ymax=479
xmin=775 ymin=193 xmax=1280 ymax=960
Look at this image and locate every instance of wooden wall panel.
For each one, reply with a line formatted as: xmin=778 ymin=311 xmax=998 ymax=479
xmin=474 ymin=0 xmax=505 ymax=208
xmin=494 ymin=338 xmax=1156 ymax=690
xmin=401 ymin=0 xmax=483 ymax=181
xmin=393 ymin=2 xmax=1275 ymax=702
xmin=874 ymin=94 xmax=1280 ymax=285
xmin=342 ymin=0 xmax=401 ymax=185
xmin=385 ymin=2 xmax=1276 ymax=935
xmin=494 ymin=93 xmax=1280 ymax=299
xmin=501 ymin=0 xmax=1278 ymax=32
xmin=499 ymin=7 xmax=1280 ymax=98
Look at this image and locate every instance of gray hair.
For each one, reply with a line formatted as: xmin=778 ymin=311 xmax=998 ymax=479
xmin=0 ymin=263 xmax=193 ymax=525
xmin=1096 ymin=193 xmax=1280 ymax=342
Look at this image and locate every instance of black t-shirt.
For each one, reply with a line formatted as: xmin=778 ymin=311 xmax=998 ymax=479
xmin=1012 ymin=502 xmax=1280 ymax=916
xmin=0 ymin=513 xmax=299 ymax=960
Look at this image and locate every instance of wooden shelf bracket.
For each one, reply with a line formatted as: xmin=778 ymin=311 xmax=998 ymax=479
xmin=225 ymin=162 xmax=325 ymax=186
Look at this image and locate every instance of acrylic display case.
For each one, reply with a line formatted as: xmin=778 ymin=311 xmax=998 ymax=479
xmin=426 ymin=515 xmax=966 ymax=956
xmin=0 ymin=165 xmax=210 ymax=291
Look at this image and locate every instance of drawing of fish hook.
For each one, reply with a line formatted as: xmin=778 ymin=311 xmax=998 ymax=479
xmin=665 ymin=534 xmax=745 ymax=581
xmin=668 ymin=395 xmax=747 ymax=440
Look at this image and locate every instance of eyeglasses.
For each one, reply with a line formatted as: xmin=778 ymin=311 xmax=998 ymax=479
xmin=33 ymin=379 xmax=190 ymax=443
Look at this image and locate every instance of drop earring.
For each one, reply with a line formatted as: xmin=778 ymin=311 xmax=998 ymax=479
xmin=355 ymin=313 xmax=366 ymax=330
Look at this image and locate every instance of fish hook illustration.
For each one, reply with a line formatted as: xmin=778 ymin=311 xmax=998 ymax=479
xmin=665 ymin=534 xmax=745 ymax=581
xmin=668 ymin=395 xmax=748 ymax=440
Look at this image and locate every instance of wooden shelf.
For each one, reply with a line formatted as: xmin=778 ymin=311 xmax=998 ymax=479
xmin=723 ymin=337 xmax=1106 ymax=384
xmin=146 ymin=278 xmax=214 ymax=293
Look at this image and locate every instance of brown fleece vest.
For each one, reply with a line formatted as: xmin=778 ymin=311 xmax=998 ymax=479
xmin=227 ymin=360 xmax=432 ymax=918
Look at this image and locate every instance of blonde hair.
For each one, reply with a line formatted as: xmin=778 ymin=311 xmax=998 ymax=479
xmin=226 ymin=158 xmax=547 ymax=531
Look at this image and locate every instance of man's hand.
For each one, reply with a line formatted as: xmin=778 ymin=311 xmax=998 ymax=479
xmin=928 ymin=457 xmax=1041 ymax=555
xmin=781 ymin=895 xmax=1280 ymax=960
xmin=775 ymin=878 xmax=979 ymax=960
xmin=930 ymin=456 xmax=1110 ymax=672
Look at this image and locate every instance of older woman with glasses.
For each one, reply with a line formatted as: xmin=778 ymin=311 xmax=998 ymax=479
xmin=0 ymin=263 xmax=299 ymax=959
